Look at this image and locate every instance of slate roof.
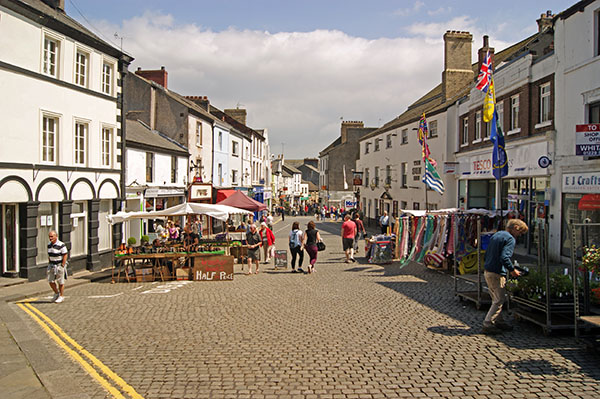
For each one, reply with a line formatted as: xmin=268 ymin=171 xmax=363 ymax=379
xmin=5 ymin=0 xmax=132 ymax=62
xmin=282 ymin=164 xmax=301 ymax=175
xmin=305 ymin=181 xmax=319 ymax=191
xmin=361 ymin=32 xmax=545 ymax=140
xmin=209 ymin=106 xmax=263 ymax=141
xmin=126 ymin=119 xmax=189 ymax=156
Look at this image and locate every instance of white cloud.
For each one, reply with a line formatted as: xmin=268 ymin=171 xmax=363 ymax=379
xmin=427 ymin=7 xmax=452 ymax=16
xmin=393 ymin=0 xmax=425 ymax=17
xmin=90 ymin=11 xmax=513 ymax=158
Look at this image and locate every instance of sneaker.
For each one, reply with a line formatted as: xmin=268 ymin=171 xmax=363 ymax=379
xmin=52 ymin=293 xmax=60 ymax=302
xmin=494 ymin=322 xmax=514 ymax=331
xmin=54 ymin=296 xmax=65 ymax=303
xmin=297 ymin=268 xmax=305 ymax=274
xmin=291 ymin=269 xmax=297 ymax=273
xmin=482 ymin=325 xmax=502 ymax=335
xmin=350 ymin=258 xmax=357 ymax=263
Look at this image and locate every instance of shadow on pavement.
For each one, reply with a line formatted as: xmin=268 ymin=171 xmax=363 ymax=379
xmin=375 ymin=262 xmax=600 ymax=381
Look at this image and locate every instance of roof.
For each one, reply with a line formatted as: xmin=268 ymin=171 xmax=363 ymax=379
xmin=319 ymin=137 xmax=341 ymax=156
xmin=285 ymin=159 xmax=304 ymax=168
xmin=4 ymin=0 xmax=132 ymax=63
xmin=130 ymin=73 xmax=222 ymax=126
xmin=126 ymin=119 xmax=189 ymax=156
xmin=305 ymin=181 xmax=319 ymax=191
xmin=303 ymin=164 xmax=319 ymax=173
xmin=558 ymin=0 xmax=595 ymax=20
xmin=209 ymin=106 xmax=263 ymax=141
xmin=282 ymin=169 xmax=292 ymax=178
xmin=361 ymin=31 xmax=544 ymax=140
xmin=282 ymin=164 xmax=301 ymax=175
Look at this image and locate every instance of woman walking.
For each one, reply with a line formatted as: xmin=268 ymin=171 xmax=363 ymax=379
xmin=302 ymin=221 xmax=322 ymax=274
xmin=259 ymin=222 xmax=275 ymax=264
xmin=289 ymin=222 xmax=304 ymax=273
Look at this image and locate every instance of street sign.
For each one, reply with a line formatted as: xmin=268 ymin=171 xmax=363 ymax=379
xmin=576 ymin=124 xmax=600 ymax=156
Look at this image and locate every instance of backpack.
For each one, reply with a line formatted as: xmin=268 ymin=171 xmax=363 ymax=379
xmin=289 ymin=230 xmax=301 ymax=249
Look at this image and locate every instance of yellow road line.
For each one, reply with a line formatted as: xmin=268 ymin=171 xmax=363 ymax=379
xmin=23 ymin=303 xmax=145 ymax=399
xmin=17 ymin=303 xmax=127 ymax=399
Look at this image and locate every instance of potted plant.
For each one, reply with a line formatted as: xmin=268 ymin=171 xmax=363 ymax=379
xmin=582 ymin=244 xmax=600 ymax=275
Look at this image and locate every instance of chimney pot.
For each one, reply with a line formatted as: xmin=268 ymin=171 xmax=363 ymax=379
xmin=483 ymin=35 xmax=489 ymax=47
xmin=161 ymin=66 xmax=165 ymax=70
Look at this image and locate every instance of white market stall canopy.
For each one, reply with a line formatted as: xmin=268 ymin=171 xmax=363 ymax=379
xmin=107 ymin=202 xmax=253 ymax=225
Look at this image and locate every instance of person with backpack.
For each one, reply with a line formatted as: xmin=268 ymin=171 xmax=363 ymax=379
xmin=288 ymin=222 xmax=304 ymax=273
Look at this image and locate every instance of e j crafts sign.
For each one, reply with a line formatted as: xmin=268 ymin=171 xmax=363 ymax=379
xmin=563 ymin=172 xmax=600 ymax=193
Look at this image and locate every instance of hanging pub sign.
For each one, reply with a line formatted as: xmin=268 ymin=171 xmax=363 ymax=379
xmin=352 ymin=171 xmax=363 ymax=186
xmin=575 ymin=124 xmax=600 ymax=156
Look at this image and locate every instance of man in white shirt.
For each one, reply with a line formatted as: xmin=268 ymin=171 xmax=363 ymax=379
xmin=47 ymin=230 xmax=68 ymax=303
xmin=379 ymin=211 xmax=389 ymax=235
xmin=266 ymin=212 xmax=274 ymax=230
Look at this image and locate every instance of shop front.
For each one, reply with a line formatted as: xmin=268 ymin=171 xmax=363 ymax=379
xmin=458 ymin=140 xmax=551 ymax=256
xmin=561 ymin=171 xmax=600 ymax=258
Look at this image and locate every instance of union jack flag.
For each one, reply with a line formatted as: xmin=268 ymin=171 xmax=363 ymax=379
xmin=476 ymin=51 xmax=492 ymax=93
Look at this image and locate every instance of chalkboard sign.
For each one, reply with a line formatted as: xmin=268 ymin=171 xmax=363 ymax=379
xmin=192 ymin=255 xmax=234 ymax=281
xmin=274 ymin=250 xmax=287 ymax=269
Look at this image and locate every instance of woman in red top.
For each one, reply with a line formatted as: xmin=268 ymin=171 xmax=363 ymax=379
xmin=259 ymin=222 xmax=275 ymax=263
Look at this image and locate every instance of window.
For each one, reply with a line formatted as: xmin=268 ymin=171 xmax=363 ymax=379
xmin=484 ymin=119 xmax=490 ymax=139
xmin=374 ymin=167 xmax=380 ymax=187
xmin=428 ymin=120 xmax=438 ymax=138
xmin=401 ymin=201 xmax=407 ymax=209
xmin=43 ymin=36 xmax=59 ymax=77
xmin=385 ymin=165 xmax=391 ymax=186
xmin=374 ymin=139 xmax=380 ymax=152
xmin=232 ymin=141 xmax=239 ymax=156
xmin=98 ymin=200 xmax=112 ymax=251
xmin=468 ymin=180 xmax=495 ymax=209
xmin=218 ymin=132 xmax=223 ymax=151
xmin=70 ymin=202 xmax=87 ymax=257
xmin=510 ymin=95 xmax=520 ymax=130
xmin=596 ymin=9 xmax=600 ymax=56
xmin=74 ymin=122 xmax=87 ymax=165
xmin=171 ymin=156 xmax=177 ymax=183
xmin=413 ymin=202 xmax=420 ymax=210
xmin=461 ymin=118 xmax=469 ymax=145
xmin=42 ymin=115 xmax=57 ymax=163
xmin=196 ymin=122 xmax=202 ymax=146
xmin=364 ymin=168 xmax=369 ymax=187
xmin=590 ymin=102 xmax=600 ymax=123
xmin=232 ymin=170 xmax=239 ymax=185
xmin=75 ymin=51 xmax=88 ymax=87
xmin=146 ymin=152 xmax=154 ymax=182
xmin=497 ymin=101 xmax=504 ymax=134
xmin=102 ymin=62 xmax=112 ymax=95
xmin=365 ymin=142 xmax=370 ymax=154
xmin=402 ymin=129 xmax=408 ymax=144
xmin=401 ymin=163 xmax=408 ymax=188
xmin=218 ymin=163 xmax=223 ymax=185
xmin=386 ymin=134 xmax=392 ymax=148
xmin=101 ymin=127 xmax=112 ymax=167
xmin=474 ymin=111 xmax=482 ymax=141
xmin=540 ymin=83 xmax=551 ymax=123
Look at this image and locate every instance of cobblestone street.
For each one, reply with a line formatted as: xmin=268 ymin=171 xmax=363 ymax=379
xmin=7 ymin=217 xmax=600 ymax=398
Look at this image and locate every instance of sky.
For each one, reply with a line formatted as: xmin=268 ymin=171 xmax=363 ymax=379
xmin=66 ymin=0 xmax=576 ymax=159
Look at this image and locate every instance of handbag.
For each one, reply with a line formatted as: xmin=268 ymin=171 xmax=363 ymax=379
xmin=316 ymin=241 xmax=326 ymax=251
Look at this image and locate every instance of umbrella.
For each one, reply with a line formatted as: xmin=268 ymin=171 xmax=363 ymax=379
xmin=107 ymin=202 xmax=252 ymax=224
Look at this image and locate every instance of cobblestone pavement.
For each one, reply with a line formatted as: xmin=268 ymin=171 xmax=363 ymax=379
xmin=9 ymin=216 xmax=600 ymax=399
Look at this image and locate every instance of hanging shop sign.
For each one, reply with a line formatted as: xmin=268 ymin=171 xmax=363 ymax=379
xmin=444 ymin=162 xmax=458 ymax=174
xmin=145 ymin=187 xmax=185 ymax=197
xmin=344 ymin=200 xmax=357 ymax=208
xmin=189 ymin=184 xmax=212 ymax=201
xmin=459 ymin=141 xmax=549 ymax=178
xmin=575 ymin=124 xmax=600 ymax=156
xmin=352 ymin=171 xmax=363 ymax=186
xmin=563 ymin=171 xmax=600 ymax=193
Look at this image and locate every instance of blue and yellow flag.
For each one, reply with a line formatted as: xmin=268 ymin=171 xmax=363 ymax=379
xmin=483 ymin=78 xmax=495 ymax=123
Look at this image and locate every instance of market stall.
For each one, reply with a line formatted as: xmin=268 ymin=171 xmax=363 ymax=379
xmin=108 ymin=202 xmax=253 ymax=282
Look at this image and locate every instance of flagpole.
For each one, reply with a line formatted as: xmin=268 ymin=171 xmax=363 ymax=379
xmin=424 ymin=184 xmax=428 ymax=212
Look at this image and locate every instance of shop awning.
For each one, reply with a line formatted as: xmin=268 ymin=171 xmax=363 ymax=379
xmin=578 ymin=194 xmax=600 ymax=210
xmin=216 ymin=189 xmax=238 ymax=203
xmin=217 ymin=190 xmax=267 ymax=212
xmin=107 ymin=202 xmax=252 ymax=224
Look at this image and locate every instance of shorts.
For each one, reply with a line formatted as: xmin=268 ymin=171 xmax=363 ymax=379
xmin=342 ymin=238 xmax=354 ymax=251
xmin=47 ymin=264 xmax=65 ymax=285
xmin=247 ymin=248 xmax=260 ymax=261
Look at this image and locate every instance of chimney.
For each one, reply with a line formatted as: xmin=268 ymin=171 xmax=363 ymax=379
xmin=185 ymin=96 xmax=210 ymax=111
xmin=537 ymin=10 xmax=554 ymax=32
xmin=477 ymin=35 xmax=495 ymax=76
xmin=224 ymin=108 xmax=247 ymax=125
xmin=42 ymin=0 xmax=65 ymax=11
xmin=340 ymin=121 xmax=364 ymax=144
xmin=135 ymin=66 xmax=168 ymax=89
xmin=441 ymin=31 xmax=474 ymax=102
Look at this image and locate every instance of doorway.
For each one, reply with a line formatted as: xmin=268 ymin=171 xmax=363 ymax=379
xmin=2 ymin=204 xmax=19 ymax=274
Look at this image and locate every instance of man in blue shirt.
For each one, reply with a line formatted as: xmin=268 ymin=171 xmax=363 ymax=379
xmin=482 ymin=219 xmax=528 ymax=334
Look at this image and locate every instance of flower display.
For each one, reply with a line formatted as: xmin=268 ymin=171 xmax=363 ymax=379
xmin=582 ymin=244 xmax=600 ymax=274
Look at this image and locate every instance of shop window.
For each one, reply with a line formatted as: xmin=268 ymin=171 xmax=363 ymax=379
xmin=36 ymin=203 xmax=58 ymax=264
xmin=561 ymin=193 xmax=600 ymax=257
xmin=70 ymin=202 xmax=87 ymax=257
xmin=98 ymin=200 xmax=112 ymax=251
xmin=468 ymin=180 xmax=495 ymax=209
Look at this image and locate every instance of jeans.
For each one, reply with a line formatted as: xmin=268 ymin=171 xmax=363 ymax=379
xmin=290 ymin=246 xmax=304 ymax=268
xmin=484 ymin=271 xmax=507 ymax=326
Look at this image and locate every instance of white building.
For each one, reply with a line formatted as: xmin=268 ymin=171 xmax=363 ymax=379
xmin=552 ymin=0 xmax=600 ymax=262
xmin=123 ymin=120 xmax=188 ymax=243
xmin=212 ymin=124 xmax=230 ymax=188
xmin=0 ymin=0 xmax=132 ymax=279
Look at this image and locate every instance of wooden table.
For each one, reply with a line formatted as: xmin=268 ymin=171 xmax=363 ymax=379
xmin=113 ymin=253 xmax=186 ymax=282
